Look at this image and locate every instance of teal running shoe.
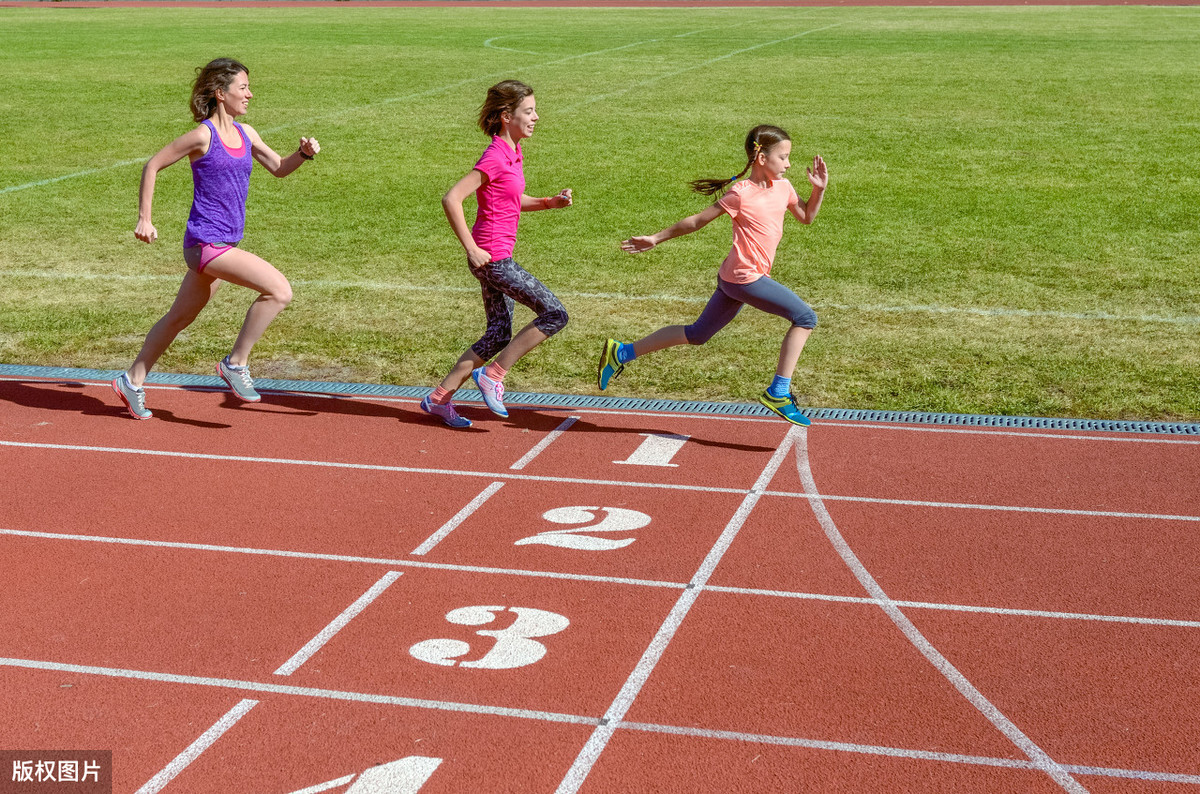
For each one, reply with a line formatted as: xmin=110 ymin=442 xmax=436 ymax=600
xmin=758 ymin=390 xmax=811 ymax=427
xmin=597 ymin=338 xmax=625 ymax=391
xmin=111 ymin=373 xmax=152 ymax=420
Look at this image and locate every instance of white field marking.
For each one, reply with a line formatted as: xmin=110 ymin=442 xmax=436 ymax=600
xmin=287 ymin=775 xmax=356 ymax=794
xmin=620 ymin=721 xmax=1200 ymax=785
xmin=10 ymin=269 xmax=1200 ymax=327
xmin=135 ymin=698 xmax=258 ymax=794
xmin=483 ymin=35 xmax=542 ymax=54
xmin=1 ymin=653 xmax=1187 ymax=787
xmin=763 ymin=490 xmax=1200 ymax=524
xmin=0 ymin=527 xmax=685 ymax=591
xmin=555 ymin=427 xmax=799 ymax=794
xmin=4 ymin=526 xmax=1196 ymax=630
xmin=0 ymin=656 xmax=597 ymax=725
xmin=5 ymin=438 xmax=1197 ymax=523
xmin=794 ymin=429 xmax=1086 ymax=793
xmin=347 ymin=757 xmax=442 ymax=794
xmin=274 ymin=571 xmax=403 ymax=675
xmin=510 ymin=415 xmax=579 ymax=470
xmin=612 ymin=432 xmax=690 ymax=468
xmin=559 ymin=24 xmax=843 ymax=113
xmin=410 ymin=481 xmax=505 ymax=555
xmin=0 ymin=37 xmax=663 ymax=196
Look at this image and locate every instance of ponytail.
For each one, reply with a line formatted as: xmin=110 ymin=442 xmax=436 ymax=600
xmin=689 ymin=124 xmax=791 ymax=197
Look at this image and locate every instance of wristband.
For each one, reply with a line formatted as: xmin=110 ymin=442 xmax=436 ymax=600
xmin=542 ymin=196 xmax=551 ymax=209
xmin=298 ymin=149 xmax=314 ymax=161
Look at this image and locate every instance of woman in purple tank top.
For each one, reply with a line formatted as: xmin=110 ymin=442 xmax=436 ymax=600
xmin=111 ymin=58 xmax=320 ymax=420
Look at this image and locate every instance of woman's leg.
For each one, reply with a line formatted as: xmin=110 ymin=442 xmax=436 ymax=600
xmin=127 ymin=268 xmax=222 ymax=386
xmin=200 ymin=247 xmax=293 ymax=366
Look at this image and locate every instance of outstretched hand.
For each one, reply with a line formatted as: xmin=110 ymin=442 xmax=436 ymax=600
xmin=807 ymin=155 xmax=828 ymax=190
xmin=620 ymin=235 xmax=657 ymax=254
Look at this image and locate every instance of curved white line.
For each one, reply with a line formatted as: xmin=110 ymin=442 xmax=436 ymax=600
xmin=483 ymin=35 xmax=541 ymax=55
xmin=793 ymin=427 xmax=1088 ymax=793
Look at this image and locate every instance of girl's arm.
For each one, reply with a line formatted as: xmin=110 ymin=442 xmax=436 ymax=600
xmin=135 ymin=125 xmax=209 ymax=243
xmin=788 ymin=155 xmax=828 ymax=225
xmin=620 ymin=201 xmax=727 ymax=253
xmin=521 ymin=189 xmax=573 ymax=211
xmin=243 ymin=123 xmax=320 ymax=177
xmin=442 ymin=169 xmax=491 ymax=270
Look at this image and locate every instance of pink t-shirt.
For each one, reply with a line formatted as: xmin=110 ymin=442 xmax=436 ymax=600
xmin=471 ymin=136 xmax=525 ymax=261
xmin=716 ymin=178 xmax=800 ymax=284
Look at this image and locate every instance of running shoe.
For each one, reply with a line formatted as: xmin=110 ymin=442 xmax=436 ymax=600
xmin=597 ymin=338 xmax=625 ymax=391
xmin=111 ymin=373 xmax=152 ymax=420
xmin=471 ymin=366 xmax=508 ymax=417
xmin=758 ymin=390 xmax=811 ymax=427
xmin=217 ymin=356 xmax=261 ymax=402
xmin=420 ymin=395 xmax=472 ymax=428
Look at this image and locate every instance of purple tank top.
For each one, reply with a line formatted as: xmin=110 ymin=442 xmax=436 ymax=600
xmin=184 ymin=119 xmax=253 ymax=248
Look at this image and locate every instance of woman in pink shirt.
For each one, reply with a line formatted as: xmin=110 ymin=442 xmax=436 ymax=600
xmin=600 ymin=125 xmax=827 ymax=426
xmin=421 ymin=80 xmax=573 ymax=428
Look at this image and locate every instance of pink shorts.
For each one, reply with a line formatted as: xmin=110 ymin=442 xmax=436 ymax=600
xmin=186 ymin=242 xmax=236 ymax=274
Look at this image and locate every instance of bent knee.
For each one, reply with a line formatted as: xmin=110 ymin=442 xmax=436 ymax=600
xmin=794 ymin=308 xmax=818 ymax=330
xmin=683 ymin=324 xmax=714 ymax=345
xmin=536 ymin=308 xmax=569 ymax=336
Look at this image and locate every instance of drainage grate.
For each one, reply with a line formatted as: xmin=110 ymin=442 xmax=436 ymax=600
xmin=2 ymin=363 xmax=1195 ymax=436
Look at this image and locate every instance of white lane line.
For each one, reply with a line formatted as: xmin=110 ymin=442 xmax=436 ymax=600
xmin=794 ymin=428 xmax=1087 ymax=793
xmin=620 ymin=721 xmax=1200 ymax=785
xmin=410 ymin=482 xmax=505 ymax=555
xmin=274 ymin=571 xmax=403 ymax=676
xmin=555 ymin=427 xmax=799 ymax=794
xmin=813 ymin=420 xmax=1200 ymax=446
xmin=559 ymin=24 xmax=843 ymax=112
xmin=510 ymin=416 xmax=578 ymax=470
xmin=9 ymin=269 xmax=1200 ymax=327
xmin=134 ymin=698 xmax=258 ymax=794
xmin=764 ymin=490 xmax=1200 ymax=524
xmin=0 ymin=656 xmax=597 ymax=725
xmin=5 ymin=526 xmax=1196 ymax=629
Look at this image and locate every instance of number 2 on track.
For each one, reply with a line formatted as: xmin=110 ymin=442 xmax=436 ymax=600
xmin=514 ymin=506 xmax=652 ymax=551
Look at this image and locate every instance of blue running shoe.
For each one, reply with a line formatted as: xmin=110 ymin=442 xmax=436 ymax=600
xmin=597 ymin=338 xmax=625 ymax=391
xmin=420 ymin=395 xmax=472 ymax=428
xmin=758 ymin=390 xmax=811 ymax=427
xmin=471 ymin=367 xmax=508 ymax=417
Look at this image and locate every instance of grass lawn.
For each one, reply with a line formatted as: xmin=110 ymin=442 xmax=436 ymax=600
xmin=1 ymin=4 xmax=1198 ymax=420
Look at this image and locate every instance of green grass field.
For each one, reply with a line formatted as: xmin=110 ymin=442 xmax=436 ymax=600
xmin=2 ymin=4 xmax=1198 ymax=421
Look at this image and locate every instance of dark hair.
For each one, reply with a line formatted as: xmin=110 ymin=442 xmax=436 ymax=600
xmin=190 ymin=58 xmax=250 ymax=122
xmin=690 ymin=125 xmax=792 ymax=196
xmin=478 ymin=80 xmax=534 ymax=137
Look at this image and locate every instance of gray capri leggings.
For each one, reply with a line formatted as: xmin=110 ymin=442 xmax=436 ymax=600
xmin=471 ymin=257 xmax=569 ymax=361
xmin=684 ymin=275 xmax=817 ymax=345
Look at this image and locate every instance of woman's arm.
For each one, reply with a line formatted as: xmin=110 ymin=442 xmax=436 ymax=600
xmin=521 ymin=188 xmax=573 ymax=211
xmin=442 ymin=169 xmax=491 ymax=269
xmin=135 ymin=125 xmax=209 ymax=243
xmin=620 ymin=201 xmax=727 ymax=253
xmin=243 ymin=123 xmax=319 ymax=178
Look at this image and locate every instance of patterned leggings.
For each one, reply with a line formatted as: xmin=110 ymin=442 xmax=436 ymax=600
xmin=470 ymin=257 xmax=569 ymax=361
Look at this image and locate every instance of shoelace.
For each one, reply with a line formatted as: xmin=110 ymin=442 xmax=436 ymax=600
xmin=493 ymin=380 xmax=504 ymax=401
xmin=133 ymin=389 xmax=146 ymax=410
xmin=230 ymin=366 xmax=254 ymax=388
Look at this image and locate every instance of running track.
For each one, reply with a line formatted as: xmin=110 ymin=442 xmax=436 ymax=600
xmin=1 ymin=369 xmax=1198 ymax=792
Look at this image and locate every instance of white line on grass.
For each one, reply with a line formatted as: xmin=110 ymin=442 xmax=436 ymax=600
xmin=9 ymin=269 xmax=1199 ymax=326
xmin=5 ymin=526 xmax=1198 ymax=629
xmin=555 ymin=427 xmax=799 ymax=793
xmin=793 ymin=427 xmax=1087 ymax=793
xmin=274 ymin=571 xmax=403 ymax=675
xmin=410 ymin=481 xmax=505 ymax=555
xmin=135 ymin=698 xmax=258 ymax=794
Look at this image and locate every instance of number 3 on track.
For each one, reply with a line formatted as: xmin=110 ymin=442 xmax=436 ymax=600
xmin=409 ymin=606 xmax=570 ymax=669
xmin=514 ymin=506 xmax=652 ymax=551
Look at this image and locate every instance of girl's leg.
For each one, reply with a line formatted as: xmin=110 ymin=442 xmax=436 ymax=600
xmin=127 ymin=268 xmax=222 ymax=386
xmin=199 ymin=247 xmax=293 ymax=366
xmin=776 ymin=325 xmax=813 ymax=380
xmin=481 ymin=258 xmax=568 ymax=373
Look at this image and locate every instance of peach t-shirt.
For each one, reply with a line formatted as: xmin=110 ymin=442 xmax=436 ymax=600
xmin=716 ymin=178 xmax=800 ymax=284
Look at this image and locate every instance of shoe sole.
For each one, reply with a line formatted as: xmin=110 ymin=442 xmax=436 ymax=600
xmin=111 ymin=378 xmax=152 ymax=420
xmin=217 ymin=363 xmax=262 ymax=403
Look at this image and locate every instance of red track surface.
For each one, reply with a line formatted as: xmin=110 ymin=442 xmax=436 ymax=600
xmin=1 ymin=377 xmax=1198 ymax=793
